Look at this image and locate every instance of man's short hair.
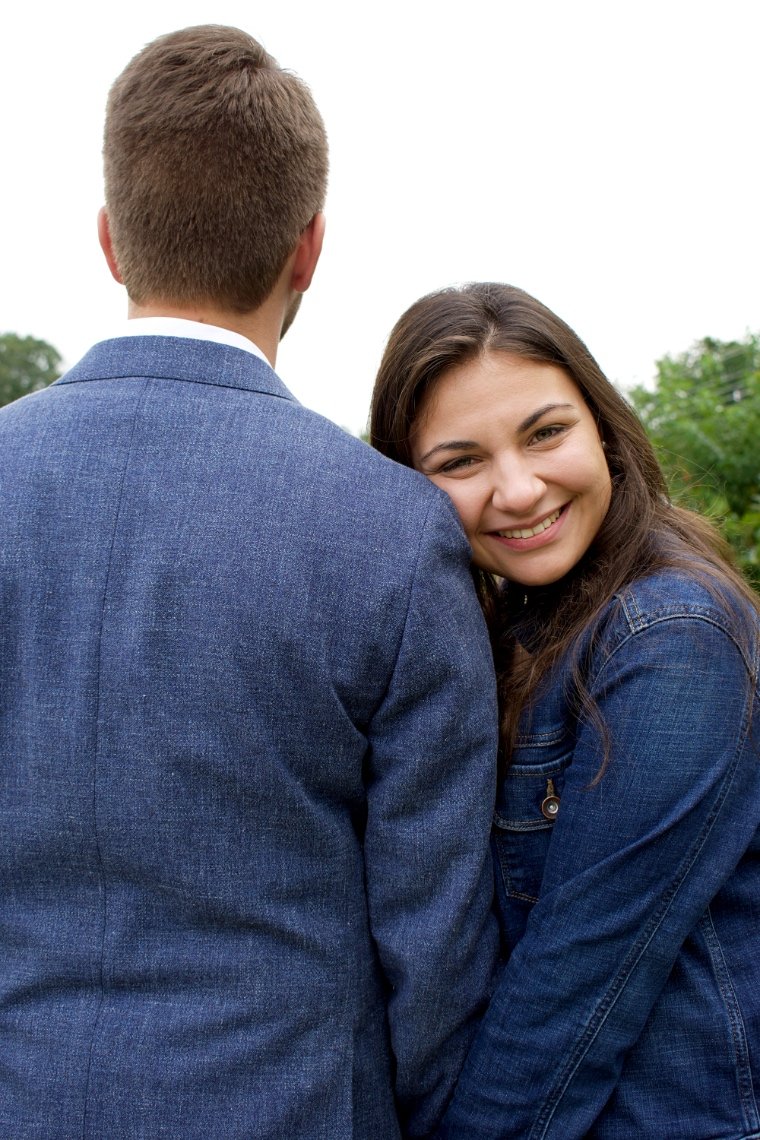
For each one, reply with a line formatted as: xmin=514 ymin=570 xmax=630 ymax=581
xmin=103 ymin=25 xmax=328 ymax=312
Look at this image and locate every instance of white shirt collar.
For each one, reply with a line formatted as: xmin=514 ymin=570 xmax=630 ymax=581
xmin=111 ymin=317 xmax=269 ymax=364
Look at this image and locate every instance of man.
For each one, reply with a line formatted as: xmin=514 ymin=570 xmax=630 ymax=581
xmin=0 ymin=26 xmax=498 ymax=1139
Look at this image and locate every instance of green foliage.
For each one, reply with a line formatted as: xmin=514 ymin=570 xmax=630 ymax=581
xmin=0 ymin=332 xmax=61 ymax=408
xmin=629 ymin=333 xmax=760 ymax=590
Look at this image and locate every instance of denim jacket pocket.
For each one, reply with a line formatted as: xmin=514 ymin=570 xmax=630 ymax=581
xmin=493 ymin=731 xmax=573 ymax=908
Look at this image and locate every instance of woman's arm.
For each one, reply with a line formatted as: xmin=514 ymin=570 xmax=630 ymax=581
xmin=438 ymin=609 xmax=759 ymax=1139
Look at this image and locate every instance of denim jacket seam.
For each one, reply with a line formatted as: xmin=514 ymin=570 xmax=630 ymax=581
xmin=618 ymin=580 xmax=732 ymax=628
xmin=515 ymin=730 xmax=567 ymax=747
xmin=617 ymin=578 xmax=759 ymax=672
xmin=699 ymin=907 xmax=760 ymax=1131
xmin=597 ymin=607 xmax=757 ymax=689
xmin=502 ymin=755 xmax=572 ymax=773
xmin=528 ymin=688 xmax=751 ymax=1139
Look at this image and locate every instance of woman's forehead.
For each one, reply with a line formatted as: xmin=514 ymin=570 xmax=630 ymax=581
xmin=415 ymin=352 xmax=583 ymax=433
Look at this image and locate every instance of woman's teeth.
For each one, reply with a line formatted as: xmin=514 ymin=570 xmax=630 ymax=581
xmin=498 ymin=509 xmax=561 ymax=540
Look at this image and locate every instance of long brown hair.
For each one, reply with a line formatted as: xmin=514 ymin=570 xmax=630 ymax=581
xmin=370 ymin=283 xmax=758 ymax=763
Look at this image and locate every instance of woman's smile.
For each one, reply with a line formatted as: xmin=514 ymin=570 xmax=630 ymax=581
xmin=489 ymin=503 xmax=567 ymax=544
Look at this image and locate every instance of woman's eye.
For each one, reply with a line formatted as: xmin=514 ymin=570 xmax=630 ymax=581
xmin=532 ymin=424 xmax=565 ymax=444
xmin=439 ymin=455 xmax=479 ymax=473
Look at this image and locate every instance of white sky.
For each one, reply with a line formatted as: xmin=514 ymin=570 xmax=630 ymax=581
xmin=2 ymin=1 xmax=758 ymax=434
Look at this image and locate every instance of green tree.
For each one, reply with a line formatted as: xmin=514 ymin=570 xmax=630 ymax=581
xmin=0 ymin=332 xmax=62 ymax=408
xmin=629 ymin=333 xmax=760 ymax=590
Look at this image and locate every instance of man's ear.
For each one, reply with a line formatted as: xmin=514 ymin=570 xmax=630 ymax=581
xmin=289 ymin=212 xmax=325 ymax=293
xmin=97 ymin=207 xmax=124 ymax=285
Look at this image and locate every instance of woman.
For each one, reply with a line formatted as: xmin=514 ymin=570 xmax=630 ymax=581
xmin=370 ymin=283 xmax=760 ymax=1139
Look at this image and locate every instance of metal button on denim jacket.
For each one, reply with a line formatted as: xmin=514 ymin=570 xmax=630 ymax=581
xmin=440 ymin=568 xmax=760 ymax=1140
xmin=492 ymin=698 xmax=573 ymax=948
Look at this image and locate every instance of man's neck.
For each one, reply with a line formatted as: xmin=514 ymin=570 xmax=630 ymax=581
xmin=127 ymin=299 xmax=281 ymax=366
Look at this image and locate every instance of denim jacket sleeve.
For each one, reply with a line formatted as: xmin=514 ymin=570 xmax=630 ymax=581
xmin=437 ymin=582 xmax=760 ymax=1139
xmin=365 ymin=495 xmax=500 ymax=1138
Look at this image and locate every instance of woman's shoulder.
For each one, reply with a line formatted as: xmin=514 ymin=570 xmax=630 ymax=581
xmin=597 ymin=564 xmax=759 ymax=667
xmin=614 ymin=564 xmax=755 ymax=623
xmin=614 ymin=565 xmax=743 ymax=622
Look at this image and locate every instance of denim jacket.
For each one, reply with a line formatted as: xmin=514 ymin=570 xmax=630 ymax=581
xmin=439 ymin=568 xmax=760 ymax=1139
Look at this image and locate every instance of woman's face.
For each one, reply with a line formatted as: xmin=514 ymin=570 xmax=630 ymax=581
xmin=411 ymin=351 xmax=612 ymax=587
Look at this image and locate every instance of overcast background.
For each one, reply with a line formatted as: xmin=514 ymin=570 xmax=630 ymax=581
xmin=2 ymin=1 xmax=757 ymax=434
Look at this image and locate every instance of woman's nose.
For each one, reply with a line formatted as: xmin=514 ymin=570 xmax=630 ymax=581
xmin=491 ymin=461 xmax=545 ymax=514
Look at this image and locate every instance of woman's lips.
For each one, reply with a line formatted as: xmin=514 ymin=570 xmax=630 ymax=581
xmin=488 ymin=504 xmax=568 ymax=549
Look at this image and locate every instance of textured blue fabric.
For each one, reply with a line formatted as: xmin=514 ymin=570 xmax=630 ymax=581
xmin=0 ymin=336 xmax=499 ymax=1139
xmin=438 ymin=568 xmax=760 ymax=1139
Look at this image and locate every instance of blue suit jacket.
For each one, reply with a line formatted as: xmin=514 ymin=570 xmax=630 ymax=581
xmin=0 ymin=337 xmax=498 ymax=1138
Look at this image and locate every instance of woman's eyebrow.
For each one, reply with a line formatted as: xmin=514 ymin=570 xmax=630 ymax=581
xmin=518 ymin=402 xmax=574 ymax=432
